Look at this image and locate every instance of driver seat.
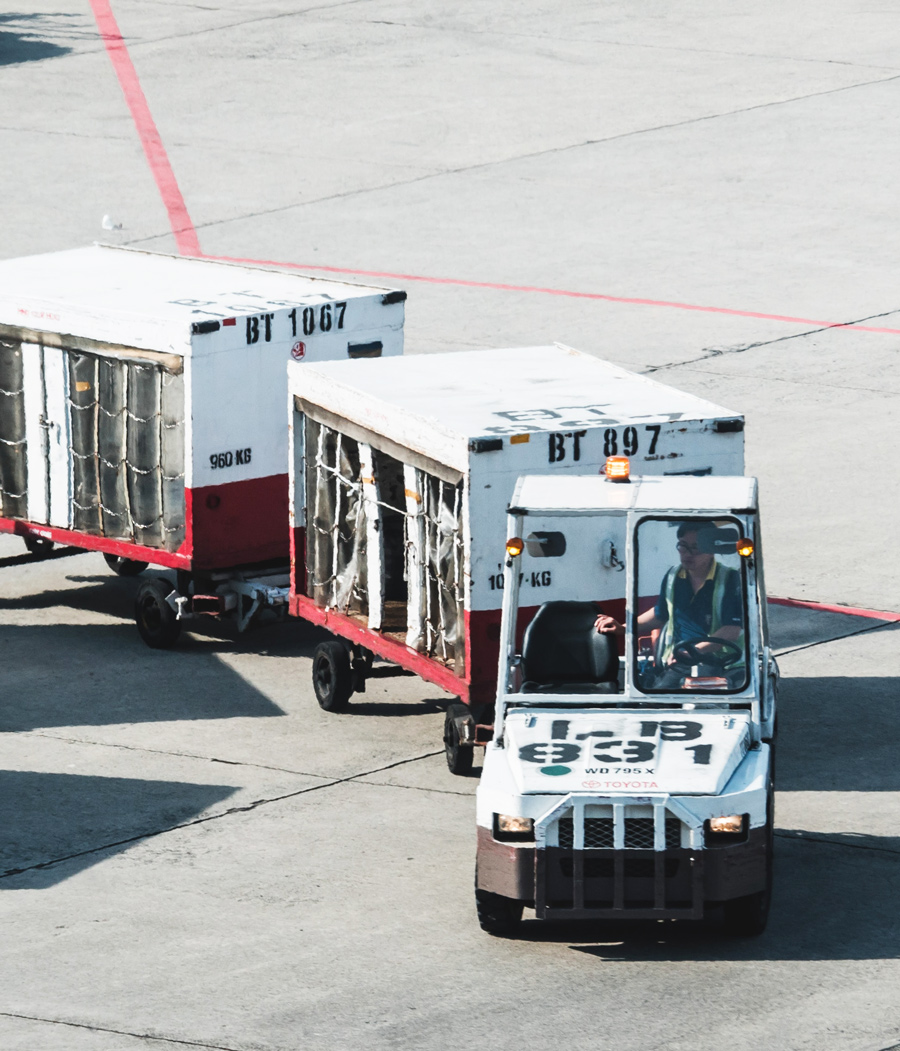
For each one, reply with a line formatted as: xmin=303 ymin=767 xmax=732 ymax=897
xmin=520 ymin=601 xmax=620 ymax=694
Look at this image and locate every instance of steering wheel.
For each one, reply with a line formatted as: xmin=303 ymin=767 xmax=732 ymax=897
xmin=671 ymin=635 xmax=743 ymax=670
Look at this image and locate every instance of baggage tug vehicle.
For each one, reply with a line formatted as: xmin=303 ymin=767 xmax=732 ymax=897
xmin=474 ymin=463 xmax=776 ymax=936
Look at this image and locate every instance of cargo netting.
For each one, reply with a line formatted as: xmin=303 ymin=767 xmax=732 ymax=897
xmin=0 ymin=341 xmax=185 ymax=551
xmin=304 ymin=417 xmax=465 ymax=673
xmin=68 ymin=352 xmax=185 ymax=550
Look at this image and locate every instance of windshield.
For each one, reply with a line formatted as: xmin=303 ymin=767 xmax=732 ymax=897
xmin=632 ymin=517 xmax=749 ymax=694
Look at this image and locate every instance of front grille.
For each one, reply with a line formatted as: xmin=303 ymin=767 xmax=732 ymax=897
xmin=558 ymin=815 xmax=682 ymax=850
xmin=559 ymin=817 xmax=613 ymax=849
xmin=559 ymin=857 xmax=681 ymax=879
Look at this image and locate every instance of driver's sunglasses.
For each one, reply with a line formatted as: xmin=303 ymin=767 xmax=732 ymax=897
xmin=676 ymin=541 xmax=701 ymax=554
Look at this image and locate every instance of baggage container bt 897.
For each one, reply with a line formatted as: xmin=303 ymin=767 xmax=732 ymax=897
xmin=287 ymin=345 xmax=745 ymax=771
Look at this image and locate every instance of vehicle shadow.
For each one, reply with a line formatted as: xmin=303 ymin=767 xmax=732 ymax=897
xmin=0 ymin=768 xmax=238 ymax=890
xmin=0 ymin=622 xmax=287 ymax=731
xmin=507 ymin=827 xmax=900 ymax=961
xmin=776 ymin=666 xmax=900 ymax=792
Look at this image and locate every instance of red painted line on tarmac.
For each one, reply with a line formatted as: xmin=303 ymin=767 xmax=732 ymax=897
xmin=89 ymin=0 xmax=201 ymax=256
xmin=208 ymin=253 xmax=900 ymax=335
xmin=768 ymin=596 xmax=900 ymax=622
xmin=85 ymin=4 xmax=900 ymax=333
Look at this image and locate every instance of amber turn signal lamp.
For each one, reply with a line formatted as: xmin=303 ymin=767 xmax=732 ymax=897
xmin=737 ymin=538 xmax=754 ymax=557
xmin=506 ymin=537 xmax=524 ymax=557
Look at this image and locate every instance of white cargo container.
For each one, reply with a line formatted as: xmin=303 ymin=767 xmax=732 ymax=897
xmin=286 ymin=345 xmax=747 ymax=755
xmin=0 ymin=245 xmax=404 ymax=574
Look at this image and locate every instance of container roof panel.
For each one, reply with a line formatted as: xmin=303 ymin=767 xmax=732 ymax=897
xmin=290 ymin=345 xmax=742 ymax=453
xmin=0 ymin=246 xmax=394 ymax=347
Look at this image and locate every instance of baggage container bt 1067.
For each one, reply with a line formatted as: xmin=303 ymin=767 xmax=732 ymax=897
xmin=0 ymin=245 xmax=404 ymax=581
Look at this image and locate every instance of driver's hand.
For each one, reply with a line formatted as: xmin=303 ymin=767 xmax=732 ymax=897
xmin=595 ymin=614 xmax=624 ymax=635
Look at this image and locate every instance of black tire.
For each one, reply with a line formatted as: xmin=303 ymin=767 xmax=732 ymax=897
xmin=24 ymin=536 xmax=54 ymax=558
xmin=444 ymin=707 xmax=474 ymax=776
xmin=135 ymin=578 xmax=181 ymax=649
xmin=312 ymin=640 xmax=353 ymax=712
xmin=722 ymin=887 xmax=770 ymax=937
xmin=475 ymin=888 xmax=524 ymax=936
xmin=104 ymin=552 xmax=149 ymax=577
xmin=723 ymin=782 xmax=774 ymax=937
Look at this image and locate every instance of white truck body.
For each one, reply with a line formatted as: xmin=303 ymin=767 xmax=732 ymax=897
xmin=475 ymin=471 xmax=776 ymax=932
xmin=287 ymin=345 xmax=747 ymax=709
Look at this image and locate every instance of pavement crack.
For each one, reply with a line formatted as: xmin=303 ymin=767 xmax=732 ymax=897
xmin=0 ymin=751 xmax=442 ymax=881
xmin=21 ymin=731 xmax=337 ymax=780
xmin=774 ymin=619 xmax=898 ymax=658
xmin=776 ymin=830 xmax=900 ymax=858
xmin=645 ymin=307 xmax=900 ymax=373
xmin=0 ymin=1010 xmax=246 ymax=1050
xmin=348 ymin=776 xmax=474 ymax=797
xmin=123 ymin=73 xmax=900 ymax=243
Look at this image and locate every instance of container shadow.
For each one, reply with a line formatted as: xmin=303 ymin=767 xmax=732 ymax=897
xmin=0 ymin=14 xmax=75 ymax=65
xmin=0 ymin=623 xmax=287 ymax=731
xmin=0 ymin=769 xmax=238 ymax=889
xmin=0 ymin=546 xmax=88 ymax=570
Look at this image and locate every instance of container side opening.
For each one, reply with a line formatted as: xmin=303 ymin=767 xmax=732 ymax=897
xmin=0 ymin=340 xmax=28 ymax=520
xmin=1 ymin=342 xmax=185 ymax=551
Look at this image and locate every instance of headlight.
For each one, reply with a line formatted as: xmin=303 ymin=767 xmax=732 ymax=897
xmin=704 ymin=814 xmax=748 ymax=845
xmin=708 ymin=815 xmax=744 ymax=834
xmin=497 ymin=815 xmax=533 ymax=834
xmin=494 ymin=814 xmax=535 ymax=841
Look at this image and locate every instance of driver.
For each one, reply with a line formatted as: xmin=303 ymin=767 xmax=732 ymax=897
xmin=595 ymin=521 xmax=744 ymax=687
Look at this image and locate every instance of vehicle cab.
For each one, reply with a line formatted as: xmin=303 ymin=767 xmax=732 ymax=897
xmin=474 ymin=463 xmax=777 ymax=936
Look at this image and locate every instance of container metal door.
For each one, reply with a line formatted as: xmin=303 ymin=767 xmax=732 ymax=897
xmin=22 ymin=343 xmax=71 ymax=528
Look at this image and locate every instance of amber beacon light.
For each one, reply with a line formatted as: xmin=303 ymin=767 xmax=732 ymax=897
xmin=506 ymin=537 xmax=525 ymax=557
xmin=604 ymin=456 xmax=630 ymax=482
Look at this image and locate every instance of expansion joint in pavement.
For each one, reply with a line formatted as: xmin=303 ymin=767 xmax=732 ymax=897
xmin=0 ymin=1010 xmax=245 ymax=1050
xmin=773 ymin=618 xmax=899 ymax=659
xmin=775 ymin=830 xmax=900 ymax=858
xmin=0 ymin=750 xmax=442 ymax=882
xmin=644 ymin=305 xmax=900 ymax=374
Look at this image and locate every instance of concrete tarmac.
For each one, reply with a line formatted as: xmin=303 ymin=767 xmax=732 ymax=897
xmin=1 ymin=3 xmax=899 ymax=1049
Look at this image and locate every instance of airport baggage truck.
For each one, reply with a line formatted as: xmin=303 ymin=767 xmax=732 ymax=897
xmin=474 ymin=466 xmax=776 ymax=935
xmin=286 ymin=345 xmax=747 ymax=770
xmin=0 ymin=245 xmax=404 ymax=643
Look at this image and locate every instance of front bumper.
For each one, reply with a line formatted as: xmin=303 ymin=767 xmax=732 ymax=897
xmin=476 ymin=807 xmax=769 ymax=921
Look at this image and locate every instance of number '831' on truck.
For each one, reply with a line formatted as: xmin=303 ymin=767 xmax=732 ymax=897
xmin=475 ymin=466 xmax=777 ymax=936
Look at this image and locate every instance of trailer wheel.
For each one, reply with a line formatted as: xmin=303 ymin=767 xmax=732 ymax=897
xmin=135 ymin=578 xmax=181 ymax=649
xmin=444 ymin=707 xmax=474 ymax=776
xmin=24 ymin=536 xmax=54 ymax=558
xmin=312 ymin=640 xmax=353 ymax=712
xmin=475 ymin=888 xmax=523 ymax=936
xmin=104 ymin=553 xmax=149 ymax=577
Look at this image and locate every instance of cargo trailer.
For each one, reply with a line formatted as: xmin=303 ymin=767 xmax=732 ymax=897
xmin=0 ymin=245 xmax=404 ymax=643
xmin=286 ymin=345 xmax=747 ymax=769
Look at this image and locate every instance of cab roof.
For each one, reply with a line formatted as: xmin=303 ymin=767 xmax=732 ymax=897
xmin=509 ymin=472 xmax=758 ymax=516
